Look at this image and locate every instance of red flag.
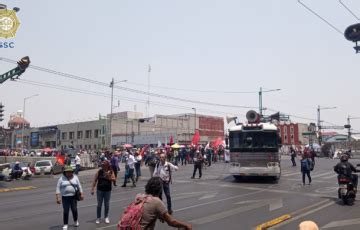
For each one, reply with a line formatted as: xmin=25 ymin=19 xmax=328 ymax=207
xmin=140 ymin=144 xmax=150 ymax=157
xmin=169 ymin=136 xmax=174 ymax=145
xmin=191 ymin=130 xmax=200 ymax=146
xmin=213 ymin=137 xmax=223 ymax=148
xmin=56 ymin=154 xmax=65 ymax=165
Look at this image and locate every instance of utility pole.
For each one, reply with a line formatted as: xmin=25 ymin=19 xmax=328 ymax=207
xmin=192 ymin=108 xmax=196 ymax=133
xmin=147 ymin=65 xmax=151 ymax=117
xmin=317 ymin=105 xmax=337 ymax=146
xmin=346 ymin=116 xmax=360 ymax=150
xmin=109 ymin=78 xmax=127 ymax=149
xmin=258 ymin=87 xmax=281 ymax=117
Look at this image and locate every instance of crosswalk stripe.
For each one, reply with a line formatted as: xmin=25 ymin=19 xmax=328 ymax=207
xmin=311 ymin=171 xmax=334 ymax=178
xmin=322 ymin=174 xmax=337 ymax=179
xmin=282 ymin=172 xmax=300 ymax=177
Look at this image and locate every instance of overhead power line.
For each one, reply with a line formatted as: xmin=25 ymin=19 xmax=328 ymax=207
xmin=339 ymin=0 xmax=360 ymax=21
xmin=297 ymin=0 xmax=343 ymax=35
xmin=0 ymin=57 xmax=257 ymax=109
xmin=125 ymin=81 xmax=258 ymax=94
xmin=16 ymin=79 xmax=241 ymax=116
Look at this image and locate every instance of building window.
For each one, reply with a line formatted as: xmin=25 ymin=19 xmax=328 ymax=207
xmin=291 ymin=134 xmax=295 ymax=144
xmin=84 ymin=145 xmax=87 ymax=149
xmin=290 ymin=126 xmax=294 ymax=134
xmin=284 ymin=126 xmax=287 ymax=135
xmin=284 ymin=135 xmax=288 ymax=144
xmin=77 ymin=131 xmax=83 ymax=139
xmin=85 ymin=130 xmax=92 ymax=139
xmin=79 ymin=145 xmax=82 ymax=149
xmin=94 ymin=144 xmax=97 ymax=149
xmin=69 ymin=132 xmax=74 ymax=140
xmin=62 ymin=132 xmax=67 ymax=140
xmin=94 ymin=129 xmax=99 ymax=138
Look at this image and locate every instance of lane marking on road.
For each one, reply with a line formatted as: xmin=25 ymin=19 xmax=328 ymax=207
xmin=282 ymin=172 xmax=301 ymax=177
xmin=322 ymin=218 xmax=360 ymax=228
xmin=322 ymin=174 xmax=337 ymax=179
xmin=95 ymin=190 xmax=265 ymax=230
xmin=311 ymin=171 xmax=334 ymax=179
xmin=190 ymin=198 xmax=283 ymax=225
xmin=269 ymin=199 xmax=335 ymax=229
xmin=0 ymin=186 xmax=37 ymax=193
xmin=256 ymin=215 xmax=292 ymax=230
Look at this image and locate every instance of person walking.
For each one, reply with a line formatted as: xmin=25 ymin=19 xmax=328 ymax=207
xmin=134 ymin=151 xmax=142 ymax=182
xmin=74 ymin=152 xmax=81 ymax=175
xmin=191 ymin=151 xmax=203 ymax=179
xmin=180 ymin=148 xmax=187 ymax=166
xmin=121 ymin=152 xmax=136 ymax=187
xmin=56 ymin=166 xmax=84 ymax=230
xmin=290 ymin=147 xmax=297 ymax=167
xmin=91 ymin=160 xmax=116 ymax=224
xmin=110 ymin=152 xmax=120 ymax=186
xmin=145 ymin=149 xmax=158 ymax=177
xmin=153 ymin=153 xmax=178 ymax=214
xmin=300 ymin=155 xmax=312 ymax=185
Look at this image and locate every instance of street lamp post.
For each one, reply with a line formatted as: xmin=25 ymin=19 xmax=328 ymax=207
xmin=192 ymin=108 xmax=196 ymax=133
xmin=258 ymin=87 xmax=281 ymax=116
xmin=21 ymin=94 xmax=39 ymax=153
xmin=109 ymin=78 xmax=127 ymax=149
xmin=317 ymin=105 xmax=337 ymax=145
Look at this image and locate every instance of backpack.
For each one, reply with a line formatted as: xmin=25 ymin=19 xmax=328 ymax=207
xmin=301 ymin=159 xmax=310 ymax=171
xmin=118 ymin=194 xmax=152 ymax=230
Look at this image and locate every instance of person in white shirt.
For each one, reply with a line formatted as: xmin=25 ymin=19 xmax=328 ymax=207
xmin=121 ymin=152 xmax=136 ymax=187
xmin=75 ymin=153 xmax=81 ymax=175
xmin=153 ymin=153 xmax=178 ymax=214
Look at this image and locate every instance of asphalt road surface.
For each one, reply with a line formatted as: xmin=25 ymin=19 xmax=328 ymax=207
xmin=1 ymin=156 xmax=360 ymax=230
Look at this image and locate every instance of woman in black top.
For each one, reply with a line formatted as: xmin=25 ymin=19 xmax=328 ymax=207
xmin=91 ymin=160 xmax=115 ymax=224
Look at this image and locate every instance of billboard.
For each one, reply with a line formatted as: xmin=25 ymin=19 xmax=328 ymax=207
xmin=30 ymin=132 xmax=39 ymax=147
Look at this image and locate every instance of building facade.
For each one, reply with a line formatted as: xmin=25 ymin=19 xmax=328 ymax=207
xmin=278 ymin=122 xmax=310 ymax=146
xmin=7 ymin=111 xmax=225 ymax=150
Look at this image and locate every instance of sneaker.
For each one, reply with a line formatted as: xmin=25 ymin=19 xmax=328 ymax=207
xmin=96 ymin=219 xmax=100 ymax=224
xmin=63 ymin=225 xmax=68 ymax=230
xmin=121 ymin=184 xmax=126 ymax=187
xmin=75 ymin=220 xmax=79 ymax=227
xmin=105 ymin=217 xmax=110 ymax=224
xmin=132 ymin=183 xmax=136 ymax=187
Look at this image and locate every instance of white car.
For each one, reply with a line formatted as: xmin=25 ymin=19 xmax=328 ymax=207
xmin=34 ymin=160 xmax=54 ymax=174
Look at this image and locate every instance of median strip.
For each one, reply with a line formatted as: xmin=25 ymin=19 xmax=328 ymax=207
xmin=0 ymin=186 xmax=37 ymax=193
xmin=256 ymin=215 xmax=292 ymax=230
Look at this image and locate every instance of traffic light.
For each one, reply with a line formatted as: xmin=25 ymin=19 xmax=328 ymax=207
xmin=17 ymin=56 xmax=30 ymax=70
xmin=0 ymin=103 xmax=4 ymax=122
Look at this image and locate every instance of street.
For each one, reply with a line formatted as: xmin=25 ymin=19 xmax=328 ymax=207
xmin=1 ymin=156 xmax=360 ymax=230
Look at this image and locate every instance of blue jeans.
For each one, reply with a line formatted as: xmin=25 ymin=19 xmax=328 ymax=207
xmin=135 ymin=162 xmax=141 ymax=179
xmin=160 ymin=181 xmax=172 ymax=212
xmin=62 ymin=196 xmax=78 ymax=225
xmin=97 ymin=190 xmax=111 ymax=218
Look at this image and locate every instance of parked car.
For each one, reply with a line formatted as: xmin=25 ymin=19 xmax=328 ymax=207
xmin=34 ymin=160 xmax=53 ymax=174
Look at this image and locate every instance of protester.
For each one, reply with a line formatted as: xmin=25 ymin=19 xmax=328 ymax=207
xmin=74 ymin=152 xmax=81 ymax=175
xmin=300 ymin=154 xmax=312 ymax=185
xmin=91 ymin=160 xmax=116 ymax=224
xmin=145 ymin=150 xmax=158 ymax=177
xmin=12 ymin=161 xmax=23 ymax=180
xmin=180 ymin=148 xmax=187 ymax=166
xmin=121 ymin=151 xmax=136 ymax=187
xmin=56 ymin=165 xmax=84 ymax=230
xmin=153 ymin=153 xmax=178 ymax=214
xmin=290 ymin=147 xmax=297 ymax=167
xmin=110 ymin=151 xmax=120 ymax=186
xmin=299 ymin=220 xmax=319 ymax=230
xmin=191 ymin=150 xmax=203 ymax=179
xmin=134 ymin=150 xmax=142 ymax=182
xmin=64 ymin=154 xmax=72 ymax=166
xmin=119 ymin=177 xmax=192 ymax=229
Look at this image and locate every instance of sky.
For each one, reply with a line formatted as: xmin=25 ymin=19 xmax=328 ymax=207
xmin=1 ymin=0 xmax=360 ymax=133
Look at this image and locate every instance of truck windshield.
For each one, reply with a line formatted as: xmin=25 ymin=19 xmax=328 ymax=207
xmin=229 ymin=130 xmax=278 ymax=151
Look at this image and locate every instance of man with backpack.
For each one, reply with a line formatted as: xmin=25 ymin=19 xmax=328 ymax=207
xmin=117 ymin=177 xmax=191 ymax=230
xmin=153 ymin=153 xmax=178 ymax=215
xmin=300 ymin=154 xmax=313 ymax=185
